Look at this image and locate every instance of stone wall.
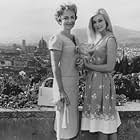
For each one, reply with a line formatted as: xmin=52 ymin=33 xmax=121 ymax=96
xmin=0 ymin=107 xmax=140 ymax=140
xmin=0 ymin=108 xmax=56 ymax=140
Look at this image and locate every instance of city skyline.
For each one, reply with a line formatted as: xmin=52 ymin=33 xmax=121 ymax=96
xmin=0 ymin=0 xmax=140 ymax=44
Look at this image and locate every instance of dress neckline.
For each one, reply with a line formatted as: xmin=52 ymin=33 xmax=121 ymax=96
xmin=94 ymin=33 xmax=114 ymax=48
xmin=60 ymin=33 xmax=76 ymax=46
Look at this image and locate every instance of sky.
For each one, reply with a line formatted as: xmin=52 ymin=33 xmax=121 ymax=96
xmin=0 ymin=0 xmax=140 ymax=44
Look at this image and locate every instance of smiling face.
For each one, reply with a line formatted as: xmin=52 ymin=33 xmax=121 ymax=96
xmin=92 ymin=14 xmax=107 ymax=33
xmin=60 ymin=9 xmax=76 ymax=31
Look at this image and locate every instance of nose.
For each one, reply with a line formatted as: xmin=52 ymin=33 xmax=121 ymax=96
xmin=68 ymin=18 xmax=73 ymax=22
xmin=95 ymin=22 xmax=100 ymax=26
xmin=95 ymin=22 xmax=101 ymax=29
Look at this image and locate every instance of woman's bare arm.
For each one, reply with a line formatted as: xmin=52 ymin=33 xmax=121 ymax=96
xmin=50 ymin=50 xmax=70 ymax=105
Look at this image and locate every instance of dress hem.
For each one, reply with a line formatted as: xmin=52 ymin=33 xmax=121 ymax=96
xmin=81 ymin=122 xmax=121 ymax=134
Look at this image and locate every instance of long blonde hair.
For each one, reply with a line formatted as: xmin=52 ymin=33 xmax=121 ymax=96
xmin=87 ymin=8 xmax=113 ymax=44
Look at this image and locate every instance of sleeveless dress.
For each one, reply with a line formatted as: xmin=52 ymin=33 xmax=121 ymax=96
xmin=81 ymin=34 xmax=121 ymax=134
xmin=49 ymin=34 xmax=79 ymax=139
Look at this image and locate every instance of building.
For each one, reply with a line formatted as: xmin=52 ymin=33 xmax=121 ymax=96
xmin=34 ymin=37 xmax=49 ymax=56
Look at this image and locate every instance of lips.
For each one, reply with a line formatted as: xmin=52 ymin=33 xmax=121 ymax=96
xmin=97 ymin=27 xmax=102 ymax=30
xmin=66 ymin=23 xmax=74 ymax=26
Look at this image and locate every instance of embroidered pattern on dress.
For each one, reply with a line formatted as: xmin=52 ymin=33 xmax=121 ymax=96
xmin=82 ymin=35 xmax=117 ymax=121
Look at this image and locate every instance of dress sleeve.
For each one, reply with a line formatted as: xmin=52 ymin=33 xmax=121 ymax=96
xmin=49 ymin=35 xmax=63 ymax=51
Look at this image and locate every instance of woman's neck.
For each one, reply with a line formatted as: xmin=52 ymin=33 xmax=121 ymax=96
xmin=93 ymin=31 xmax=111 ymax=45
xmin=61 ymin=29 xmax=71 ymax=36
xmin=61 ymin=30 xmax=74 ymax=40
xmin=100 ymin=30 xmax=111 ymax=38
xmin=100 ymin=30 xmax=107 ymax=38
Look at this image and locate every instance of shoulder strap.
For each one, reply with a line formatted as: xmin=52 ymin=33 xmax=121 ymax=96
xmin=108 ymin=33 xmax=116 ymax=38
xmin=106 ymin=33 xmax=115 ymax=40
xmin=106 ymin=33 xmax=118 ymax=49
xmin=106 ymin=33 xmax=116 ymax=43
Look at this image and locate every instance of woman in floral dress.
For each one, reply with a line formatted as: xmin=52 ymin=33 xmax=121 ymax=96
xmin=80 ymin=9 xmax=121 ymax=140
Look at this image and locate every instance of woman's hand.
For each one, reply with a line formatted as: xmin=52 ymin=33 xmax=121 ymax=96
xmin=83 ymin=58 xmax=90 ymax=68
xmin=74 ymin=46 xmax=80 ymax=54
xmin=60 ymin=90 xmax=71 ymax=106
xmin=56 ymin=90 xmax=70 ymax=110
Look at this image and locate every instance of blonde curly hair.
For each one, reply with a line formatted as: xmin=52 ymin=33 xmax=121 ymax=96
xmin=54 ymin=2 xmax=77 ymax=25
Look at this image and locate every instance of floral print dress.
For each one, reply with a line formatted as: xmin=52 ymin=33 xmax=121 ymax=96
xmin=81 ymin=34 xmax=121 ymax=134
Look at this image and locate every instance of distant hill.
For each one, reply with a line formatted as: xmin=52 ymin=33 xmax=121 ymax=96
xmin=72 ymin=26 xmax=140 ymax=45
xmin=113 ymin=26 xmax=140 ymax=44
xmin=1 ymin=26 xmax=140 ymax=48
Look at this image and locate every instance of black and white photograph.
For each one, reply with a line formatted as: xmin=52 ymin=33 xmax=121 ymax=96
xmin=0 ymin=0 xmax=140 ymax=140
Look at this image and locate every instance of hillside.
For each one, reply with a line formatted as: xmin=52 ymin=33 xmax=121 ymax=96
xmin=72 ymin=26 xmax=140 ymax=45
xmin=113 ymin=26 xmax=140 ymax=44
xmin=1 ymin=26 xmax=140 ymax=49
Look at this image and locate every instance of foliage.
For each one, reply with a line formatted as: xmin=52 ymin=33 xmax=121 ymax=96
xmin=0 ymin=53 xmax=140 ymax=109
xmin=0 ymin=68 xmax=53 ymax=109
xmin=113 ymin=73 xmax=140 ymax=101
xmin=116 ymin=94 xmax=127 ymax=106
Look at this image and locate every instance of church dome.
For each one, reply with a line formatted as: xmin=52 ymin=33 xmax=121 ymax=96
xmin=38 ymin=37 xmax=47 ymax=49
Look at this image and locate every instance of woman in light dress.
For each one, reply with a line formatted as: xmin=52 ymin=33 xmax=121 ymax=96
xmin=80 ymin=8 xmax=121 ymax=140
xmin=49 ymin=2 xmax=79 ymax=140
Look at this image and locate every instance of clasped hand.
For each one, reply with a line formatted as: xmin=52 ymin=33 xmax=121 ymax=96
xmin=56 ymin=90 xmax=70 ymax=110
xmin=60 ymin=91 xmax=70 ymax=105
